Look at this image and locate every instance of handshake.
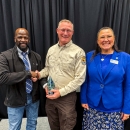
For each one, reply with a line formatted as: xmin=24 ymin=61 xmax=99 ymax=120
xmin=30 ymin=70 xmax=40 ymax=79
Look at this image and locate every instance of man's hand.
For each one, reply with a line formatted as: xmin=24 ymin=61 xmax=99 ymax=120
xmin=46 ymin=89 xmax=61 ymax=99
xmin=31 ymin=77 xmax=38 ymax=82
xmin=30 ymin=71 xmax=38 ymax=78
xmin=31 ymin=70 xmax=39 ymax=82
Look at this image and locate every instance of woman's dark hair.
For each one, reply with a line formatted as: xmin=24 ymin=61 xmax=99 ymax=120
xmin=92 ymin=27 xmax=120 ymax=59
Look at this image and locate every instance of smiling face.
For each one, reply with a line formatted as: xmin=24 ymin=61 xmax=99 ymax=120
xmin=14 ymin=28 xmax=30 ymax=52
xmin=97 ymin=28 xmax=115 ymax=54
xmin=56 ymin=21 xmax=74 ymax=46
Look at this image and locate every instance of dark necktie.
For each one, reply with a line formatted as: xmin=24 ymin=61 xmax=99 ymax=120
xmin=22 ymin=52 xmax=32 ymax=93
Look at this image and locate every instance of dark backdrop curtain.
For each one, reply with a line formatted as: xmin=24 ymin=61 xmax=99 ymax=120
xmin=0 ymin=0 xmax=130 ymax=129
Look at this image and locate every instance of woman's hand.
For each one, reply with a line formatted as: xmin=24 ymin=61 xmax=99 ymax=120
xmin=81 ymin=104 xmax=89 ymax=110
xmin=121 ymin=113 xmax=129 ymax=121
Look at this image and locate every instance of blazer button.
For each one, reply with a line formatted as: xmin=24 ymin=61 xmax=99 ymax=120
xmin=100 ymin=84 xmax=104 ymax=88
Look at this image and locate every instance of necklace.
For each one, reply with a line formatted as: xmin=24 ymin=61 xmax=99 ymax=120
xmin=101 ymin=54 xmax=108 ymax=61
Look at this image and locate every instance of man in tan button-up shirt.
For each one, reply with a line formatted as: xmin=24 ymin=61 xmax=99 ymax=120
xmin=37 ymin=19 xmax=86 ymax=130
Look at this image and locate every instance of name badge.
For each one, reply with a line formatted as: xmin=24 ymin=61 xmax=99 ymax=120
xmin=110 ymin=59 xmax=118 ymax=64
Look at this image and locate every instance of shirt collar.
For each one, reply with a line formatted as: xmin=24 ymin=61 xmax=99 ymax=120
xmin=17 ymin=47 xmax=29 ymax=55
xmin=57 ymin=40 xmax=72 ymax=47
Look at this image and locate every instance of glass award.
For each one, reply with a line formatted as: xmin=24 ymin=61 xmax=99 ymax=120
xmin=47 ymin=76 xmax=55 ymax=95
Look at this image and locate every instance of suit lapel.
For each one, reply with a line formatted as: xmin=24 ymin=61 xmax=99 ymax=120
xmin=94 ymin=53 xmax=103 ymax=80
xmin=103 ymin=51 xmax=119 ymax=79
xmin=94 ymin=51 xmax=120 ymax=80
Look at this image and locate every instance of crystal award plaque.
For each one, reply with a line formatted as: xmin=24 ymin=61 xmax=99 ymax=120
xmin=47 ymin=76 xmax=55 ymax=95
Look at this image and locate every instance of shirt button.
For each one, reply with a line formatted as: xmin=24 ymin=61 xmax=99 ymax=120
xmin=100 ymin=84 xmax=104 ymax=88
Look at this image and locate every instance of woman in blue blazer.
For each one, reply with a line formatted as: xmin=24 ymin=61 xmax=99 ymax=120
xmin=80 ymin=27 xmax=130 ymax=130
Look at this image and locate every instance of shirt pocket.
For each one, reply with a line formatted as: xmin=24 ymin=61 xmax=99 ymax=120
xmin=48 ymin=55 xmax=56 ymax=67
xmin=60 ymin=62 xmax=75 ymax=72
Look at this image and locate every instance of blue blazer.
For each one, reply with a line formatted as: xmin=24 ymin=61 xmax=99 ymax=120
xmin=80 ymin=50 xmax=130 ymax=114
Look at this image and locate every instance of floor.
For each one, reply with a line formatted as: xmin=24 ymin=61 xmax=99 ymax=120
xmin=0 ymin=117 xmax=51 ymax=130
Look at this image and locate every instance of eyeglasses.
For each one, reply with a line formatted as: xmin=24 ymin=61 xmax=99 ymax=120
xmin=58 ymin=28 xmax=73 ymax=33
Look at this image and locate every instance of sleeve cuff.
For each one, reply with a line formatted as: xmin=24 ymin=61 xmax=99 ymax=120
xmin=26 ymin=71 xmax=31 ymax=78
xmin=43 ymin=83 xmax=47 ymax=89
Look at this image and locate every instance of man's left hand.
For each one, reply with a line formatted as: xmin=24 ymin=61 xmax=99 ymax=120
xmin=46 ymin=89 xmax=61 ymax=99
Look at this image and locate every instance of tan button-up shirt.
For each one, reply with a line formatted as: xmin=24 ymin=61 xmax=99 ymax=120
xmin=39 ymin=40 xmax=86 ymax=96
